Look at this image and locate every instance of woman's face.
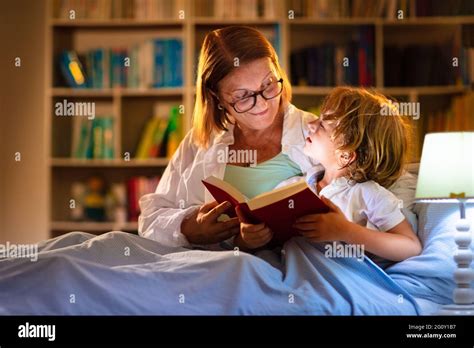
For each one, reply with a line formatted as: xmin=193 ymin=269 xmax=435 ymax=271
xmin=217 ymin=58 xmax=282 ymax=131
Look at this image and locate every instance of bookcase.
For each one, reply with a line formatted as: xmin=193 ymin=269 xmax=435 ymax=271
xmin=46 ymin=0 xmax=474 ymax=237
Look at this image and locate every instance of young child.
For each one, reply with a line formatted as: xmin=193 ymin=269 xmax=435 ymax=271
xmin=291 ymin=87 xmax=422 ymax=267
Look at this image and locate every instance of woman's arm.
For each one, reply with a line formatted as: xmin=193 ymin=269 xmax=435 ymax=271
xmin=139 ymin=132 xmax=239 ymax=247
xmin=138 ymin=141 xmax=198 ymax=247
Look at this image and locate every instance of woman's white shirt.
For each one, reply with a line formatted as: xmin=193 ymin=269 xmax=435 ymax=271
xmin=138 ymin=104 xmax=318 ymax=249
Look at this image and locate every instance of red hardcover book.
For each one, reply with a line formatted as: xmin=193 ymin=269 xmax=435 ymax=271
xmin=127 ymin=177 xmax=138 ymax=222
xmin=202 ymin=176 xmax=329 ymax=244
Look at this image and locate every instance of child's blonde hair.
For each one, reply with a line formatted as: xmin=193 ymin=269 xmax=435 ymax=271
xmin=320 ymin=87 xmax=413 ymax=188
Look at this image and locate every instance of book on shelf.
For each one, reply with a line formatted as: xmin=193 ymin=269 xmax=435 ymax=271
xmin=384 ymin=43 xmax=466 ymax=86
xmin=425 ymin=91 xmax=474 ymax=133
xmin=69 ymin=176 xmax=159 ymax=224
xmin=286 ymin=0 xmax=472 ymax=18
xmin=461 ymin=47 xmax=474 ymax=86
xmin=193 ymin=0 xmax=284 ymax=19
xmin=134 ymin=102 xmax=183 ymax=159
xmin=415 ymin=0 xmax=474 ymax=16
xmin=71 ymin=116 xmax=115 ymax=159
xmin=202 ymin=176 xmax=329 ymax=244
xmin=59 ymin=51 xmax=88 ymax=88
xmin=287 ymin=0 xmax=412 ymax=18
xmin=290 ymin=26 xmax=374 ymax=87
xmin=58 ymin=38 xmax=183 ymax=89
xmin=127 ymin=176 xmax=160 ymax=221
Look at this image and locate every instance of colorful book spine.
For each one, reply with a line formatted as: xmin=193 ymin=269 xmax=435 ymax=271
xmin=71 ymin=116 xmax=115 ymax=159
xmin=289 ymin=27 xmax=373 ymax=87
xmin=58 ymin=38 xmax=183 ymax=89
xmin=59 ymin=51 xmax=88 ymax=88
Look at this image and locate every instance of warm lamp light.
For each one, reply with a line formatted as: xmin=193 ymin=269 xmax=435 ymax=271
xmin=415 ymin=132 xmax=474 ymax=315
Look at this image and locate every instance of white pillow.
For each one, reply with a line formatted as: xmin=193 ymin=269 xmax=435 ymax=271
xmin=389 ymin=168 xmax=418 ymax=212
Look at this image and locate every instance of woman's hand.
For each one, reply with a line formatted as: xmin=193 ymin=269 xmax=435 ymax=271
xmin=181 ymin=201 xmax=240 ymax=245
xmin=234 ymin=206 xmax=274 ymax=250
xmin=293 ymin=196 xmax=350 ymax=242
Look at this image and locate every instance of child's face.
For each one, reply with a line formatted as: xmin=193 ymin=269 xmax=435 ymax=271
xmin=304 ymin=114 xmax=339 ymax=169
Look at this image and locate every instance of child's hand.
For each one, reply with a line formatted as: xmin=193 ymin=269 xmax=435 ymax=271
xmin=235 ymin=206 xmax=273 ymax=250
xmin=293 ymin=196 xmax=350 ymax=242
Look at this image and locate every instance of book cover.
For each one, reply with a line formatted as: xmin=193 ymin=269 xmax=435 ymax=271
xmin=135 ymin=117 xmax=160 ymax=159
xmin=101 ymin=117 xmax=115 ymax=159
xmin=59 ymin=51 xmax=87 ymax=88
xmin=202 ymin=176 xmax=329 ymax=244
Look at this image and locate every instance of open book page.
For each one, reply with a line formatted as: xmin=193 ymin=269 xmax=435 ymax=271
xmin=247 ymin=179 xmax=312 ymax=210
xmin=203 ymin=175 xmax=329 ymax=244
xmin=202 ymin=176 xmax=247 ymax=205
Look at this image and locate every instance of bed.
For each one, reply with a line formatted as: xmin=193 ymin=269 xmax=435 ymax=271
xmin=0 ymin=168 xmax=471 ymax=315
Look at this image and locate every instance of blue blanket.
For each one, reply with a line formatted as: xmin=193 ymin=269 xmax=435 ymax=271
xmin=0 ymin=232 xmax=441 ymax=315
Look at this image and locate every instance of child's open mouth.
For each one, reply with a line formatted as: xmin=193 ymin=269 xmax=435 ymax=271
xmin=306 ymin=137 xmax=312 ymax=143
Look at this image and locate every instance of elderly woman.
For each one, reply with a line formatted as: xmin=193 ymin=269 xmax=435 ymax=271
xmin=138 ymin=26 xmax=414 ymax=252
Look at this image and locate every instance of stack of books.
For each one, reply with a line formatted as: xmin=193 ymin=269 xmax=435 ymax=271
xmin=287 ymin=0 xmax=413 ymax=18
xmin=415 ymin=0 xmax=474 ymax=16
xmin=58 ymin=38 xmax=183 ymax=89
xmin=424 ymin=91 xmax=474 ymax=132
xmin=384 ymin=44 xmax=465 ymax=86
xmin=71 ymin=116 xmax=115 ymax=159
xmin=134 ymin=102 xmax=183 ymax=159
xmin=194 ymin=0 xmax=284 ymax=18
xmin=290 ymin=26 xmax=374 ymax=86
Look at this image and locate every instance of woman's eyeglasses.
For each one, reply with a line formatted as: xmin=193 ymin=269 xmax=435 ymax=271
xmin=227 ymin=78 xmax=284 ymax=113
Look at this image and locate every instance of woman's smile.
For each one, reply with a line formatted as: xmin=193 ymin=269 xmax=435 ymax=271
xmin=251 ymin=108 xmax=269 ymax=116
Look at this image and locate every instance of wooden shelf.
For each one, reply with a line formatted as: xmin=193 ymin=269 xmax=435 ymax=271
xmin=49 ymin=16 xmax=474 ymax=28
xmin=292 ymin=85 xmax=469 ymax=96
xmin=50 ymin=88 xmax=114 ymax=97
xmin=50 ymin=19 xmax=185 ymax=27
xmin=50 ymin=87 xmax=184 ymax=97
xmin=382 ymin=86 xmax=470 ymax=95
xmin=192 ymin=17 xmax=280 ymax=25
xmin=287 ymin=16 xmax=474 ymax=26
xmin=51 ymin=221 xmax=138 ymax=231
xmin=120 ymin=88 xmax=185 ymax=97
xmin=382 ymin=16 xmax=474 ymax=25
xmin=288 ymin=18 xmax=379 ymax=26
xmin=51 ymin=158 xmax=169 ymax=167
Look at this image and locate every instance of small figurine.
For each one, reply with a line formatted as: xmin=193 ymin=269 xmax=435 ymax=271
xmin=84 ymin=176 xmax=106 ymax=221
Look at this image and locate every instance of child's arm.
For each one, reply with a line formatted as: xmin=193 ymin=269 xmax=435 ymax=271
xmin=337 ymin=218 xmax=421 ymax=261
xmin=293 ymin=196 xmax=422 ymax=261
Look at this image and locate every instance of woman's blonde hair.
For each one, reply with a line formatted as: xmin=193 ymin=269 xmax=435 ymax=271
xmin=192 ymin=26 xmax=292 ymax=148
xmin=320 ymin=87 xmax=413 ymax=188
